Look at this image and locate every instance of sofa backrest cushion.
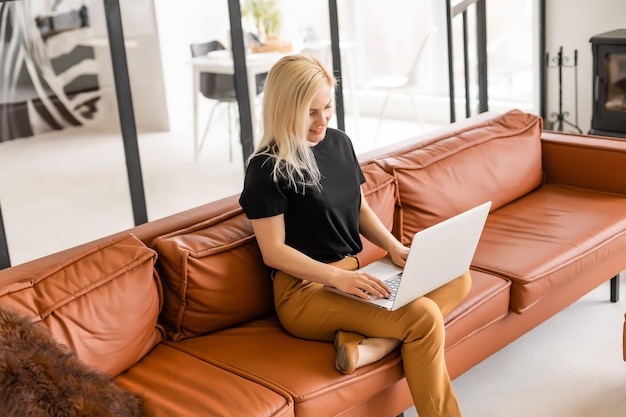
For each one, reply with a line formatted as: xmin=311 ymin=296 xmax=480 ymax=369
xmin=0 ymin=234 xmax=163 ymax=377
xmin=376 ymin=109 xmax=543 ymax=244
xmin=154 ymin=208 xmax=273 ymax=341
xmin=358 ymin=162 xmax=398 ymax=266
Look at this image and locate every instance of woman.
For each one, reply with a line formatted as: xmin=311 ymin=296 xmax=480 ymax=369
xmin=239 ymin=54 xmax=470 ymax=417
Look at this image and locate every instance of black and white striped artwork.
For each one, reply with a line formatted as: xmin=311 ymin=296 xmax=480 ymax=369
xmin=0 ymin=0 xmax=100 ymax=142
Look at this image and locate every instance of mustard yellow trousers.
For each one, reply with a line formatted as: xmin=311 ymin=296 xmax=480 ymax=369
xmin=273 ymin=256 xmax=471 ymax=417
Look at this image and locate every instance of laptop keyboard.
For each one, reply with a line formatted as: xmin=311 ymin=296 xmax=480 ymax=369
xmin=384 ymin=273 xmax=402 ymax=301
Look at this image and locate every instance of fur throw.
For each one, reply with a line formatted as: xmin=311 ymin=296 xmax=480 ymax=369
xmin=0 ymin=303 xmax=147 ymax=417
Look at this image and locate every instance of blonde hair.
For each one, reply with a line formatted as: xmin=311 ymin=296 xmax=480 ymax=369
xmin=252 ymin=54 xmax=336 ymax=192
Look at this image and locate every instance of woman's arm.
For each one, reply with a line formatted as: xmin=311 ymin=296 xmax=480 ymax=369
xmin=358 ymin=190 xmax=410 ymax=267
xmin=250 ymin=214 xmax=390 ymax=300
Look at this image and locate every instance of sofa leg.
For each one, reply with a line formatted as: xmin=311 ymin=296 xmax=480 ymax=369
xmin=610 ymin=275 xmax=620 ymax=302
xmin=396 ymin=414 xmax=404 ymax=417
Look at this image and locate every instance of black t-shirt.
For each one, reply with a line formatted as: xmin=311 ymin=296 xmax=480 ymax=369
xmin=239 ymin=128 xmax=365 ymax=263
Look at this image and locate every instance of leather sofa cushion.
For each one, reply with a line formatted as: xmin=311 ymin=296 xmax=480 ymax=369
xmin=375 ymin=109 xmax=543 ymax=244
xmin=473 ymin=184 xmax=626 ymax=313
xmin=359 ymin=162 xmax=398 ymax=266
xmin=444 ymin=269 xmax=511 ymax=349
xmin=115 ymin=344 xmax=294 ymax=417
xmin=164 ymin=316 xmax=404 ymax=417
xmin=0 ymin=234 xmax=163 ymax=376
xmin=154 ymin=208 xmax=274 ymax=341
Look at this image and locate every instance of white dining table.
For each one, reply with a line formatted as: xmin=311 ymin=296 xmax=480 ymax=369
xmin=191 ymin=51 xmax=283 ymax=161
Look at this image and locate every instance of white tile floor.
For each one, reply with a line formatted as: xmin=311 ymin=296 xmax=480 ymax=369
xmin=0 ymin=110 xmax=624 ymax=417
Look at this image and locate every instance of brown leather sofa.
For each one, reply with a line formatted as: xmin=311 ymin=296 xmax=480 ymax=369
xmin=1 ymin=109 xmax=625 ymax=417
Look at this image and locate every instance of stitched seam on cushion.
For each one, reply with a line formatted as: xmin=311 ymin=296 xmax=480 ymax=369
xmin=385 ymin=112 xmax=539 ymax=161
xmin=362 ymin=176 xmax=396 ymax=196
xmin=541 ymin=131 xmax=626 ymax=150
xmin=445 ymin=311 xmax=509 ymax=351
xmin=159 ymin=342 xmax=296 ymax=405
xmin=190 ymin=234 xmax=257 ymax=258
xmin=35 ymin=250 xmax=156 ymax=321
xmin=0 ymin=279 xmax=37 ymax=295
xmin=172 ymin=250 xmax=191 ymax=340
xmin=24 ymin=234 xmax=137 ymax=286
xmin=444 ymin=276 xmax=511 ymax=325
xmin=156 ymin=208 xmax=244 ymax=240
xmin=547 ymin=183 xmax=626 ymax=198
xmin=395 ymin=123 xmax=540 ymax=170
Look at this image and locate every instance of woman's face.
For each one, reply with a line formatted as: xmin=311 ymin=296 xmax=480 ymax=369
xmin=307 ymin=85 xmax=333 ymax=146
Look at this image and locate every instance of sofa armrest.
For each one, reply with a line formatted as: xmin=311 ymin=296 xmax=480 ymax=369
xmin=541 ymin=131 xmax=626 ymax=195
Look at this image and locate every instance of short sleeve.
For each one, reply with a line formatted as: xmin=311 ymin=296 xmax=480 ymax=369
xmin=239 ymin=155 xmax=288 ymax=219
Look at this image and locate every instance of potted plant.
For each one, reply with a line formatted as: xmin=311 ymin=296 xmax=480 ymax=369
xmin=241 ymin=0 xmax=281 ymax=43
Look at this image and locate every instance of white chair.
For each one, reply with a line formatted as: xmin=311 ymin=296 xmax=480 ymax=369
xmin=364 ymin=30 xmax=434 ymax=144
xmin=190 ymin=40 xmax=238 ymax=161
xmin=190 ymin=39 xmax=267 ymax=161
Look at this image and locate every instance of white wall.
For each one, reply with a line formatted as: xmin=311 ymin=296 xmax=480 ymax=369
xmin=152 ymin=0 xmax=232 ymax=133
xmin=88 ymin=0 xmax=170 ymax=132
xmin=545 ymin=0 xmax=626 ymax=134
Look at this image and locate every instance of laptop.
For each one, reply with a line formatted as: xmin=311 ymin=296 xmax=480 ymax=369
xmin=325 ymin=201 xmax=492 ymax=311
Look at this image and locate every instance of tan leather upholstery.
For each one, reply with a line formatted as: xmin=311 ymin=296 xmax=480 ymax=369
xmin=0 ymin=234 xmax=163 ymax=376
xmin=356 ymin=162 xmax=397 ymax=266
xmin=167 ymin=318 xmax=403 ymax=417
xmin=115 ymin=344 xmax=294 ymax=417
xmin=376 ymin=109 xmax=543 ymax=244
xmin=541 ymin=131 xmax=626 ymax=195
xmin=473 ymin=184 xmax=626 ymax=313
xmin=445 ymin=269 xmax=511 ymax=349
xmin=154 ymin=208 xmax=273 ymax=341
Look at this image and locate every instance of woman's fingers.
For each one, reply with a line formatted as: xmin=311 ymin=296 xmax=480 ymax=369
xmin=352 ymin=273 xmax=390 ymax=299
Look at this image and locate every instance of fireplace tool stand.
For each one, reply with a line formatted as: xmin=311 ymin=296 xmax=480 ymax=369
xmin=546 ymin=46 xmax=582 ymax=133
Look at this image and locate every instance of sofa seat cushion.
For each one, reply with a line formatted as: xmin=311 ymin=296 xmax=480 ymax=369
xmin=115 ymin=344 xmax=293 ymax=417
xmin=375 ymin=109 xmax=543 ymax=244
xmin=444 ymin=269 xmax=511 ymax=349
xmin=472 ymin=184 xmax=626 ymax=313
xmin=165 ymin=316 xmax=404 ymax=417
xmin=0 ymin=234 xmax=163 ymax=376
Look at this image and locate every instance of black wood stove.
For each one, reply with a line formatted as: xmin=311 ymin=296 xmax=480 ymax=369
xmin=590 ymin=29 xmax=626 ymax=138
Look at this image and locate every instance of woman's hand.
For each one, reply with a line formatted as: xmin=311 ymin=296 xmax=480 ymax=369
xmin=332 ymin=269 xmax=391 ymax=300
xmin=387 ymin=242 xmax=410 ymax=268
xmin=357 ymin=191 xmax=409 ymax=269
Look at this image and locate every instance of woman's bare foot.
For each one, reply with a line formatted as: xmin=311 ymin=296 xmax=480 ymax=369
xmin=334 ymin=331 xmax=400 ymax=374
xmin=356 ymin=337 xmax=401 ymax=367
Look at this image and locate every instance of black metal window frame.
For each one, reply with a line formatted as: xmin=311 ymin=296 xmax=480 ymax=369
xmin=445 ymin=0 xmax=488 ymax=122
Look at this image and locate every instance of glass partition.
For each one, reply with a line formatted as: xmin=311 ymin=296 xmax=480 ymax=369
xmin=143 ymin=1 xmax=243 ymax=221
xmin=0 ymin=0 xmax=540 ymax=266
xmin=0 ymin=0 xmax=135 ymax=265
